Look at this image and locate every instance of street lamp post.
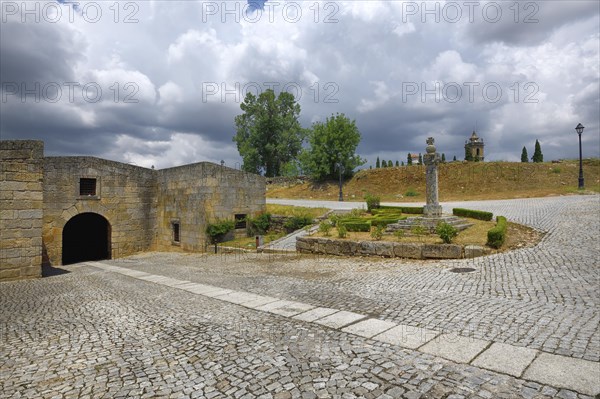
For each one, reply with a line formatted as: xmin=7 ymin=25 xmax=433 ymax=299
xmin=575 ymin=123 xmax=585 ymax=190
xmin=336 ymin=161 xmax=344 ymax=202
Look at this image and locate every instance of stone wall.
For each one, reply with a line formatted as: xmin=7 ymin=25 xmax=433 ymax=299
xmin=296 ymin=237 xmax=489 ymax=259
xmin=1 ymin=139 xmax=266 ymax=276
xmin=42 ymin=157 xmax=157 ymax=266
xmin=155 ymin=163 xmax=265 ymax=252
xmin=0 ymin=141 xmax=44 ymax=280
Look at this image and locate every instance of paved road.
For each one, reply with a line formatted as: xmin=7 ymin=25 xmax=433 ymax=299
xmin=1 ymin=195 xmax=599 ymax=398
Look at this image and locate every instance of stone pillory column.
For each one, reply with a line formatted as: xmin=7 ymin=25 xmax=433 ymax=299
xmin=423 ymin=137 xmax=443 ymax=217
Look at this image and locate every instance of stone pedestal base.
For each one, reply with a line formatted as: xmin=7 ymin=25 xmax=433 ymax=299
xmin=385 ymin=214 xmax=474 ymax=234
xmin=423 ymin=205 xmax=443 ymax=217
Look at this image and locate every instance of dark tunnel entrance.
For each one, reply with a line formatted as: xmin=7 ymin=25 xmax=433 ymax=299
xmin=62 ymin=213 xmax=111 ymax=265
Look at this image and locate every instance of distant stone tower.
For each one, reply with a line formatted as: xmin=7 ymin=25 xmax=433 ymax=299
xmin=465 ymin=131 xmax=485 ymax=161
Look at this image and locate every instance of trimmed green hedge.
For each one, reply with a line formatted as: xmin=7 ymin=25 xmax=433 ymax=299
xmin=487 ymin=216 xmax=507 ymax=248
xmin=340 ymin=221 xmax=371 ymax=232
xmin=378 ymin=205 xmax=424 ymax=214
xmin=370 ymin=209 xmax=399 ymax=216
xmin=453 ymin=208 xmax=493 ymax=221
xmin=370 ymin=218 xmax=400 ymax=228
xmin=399 ymin=206 xmax=424 ymax=214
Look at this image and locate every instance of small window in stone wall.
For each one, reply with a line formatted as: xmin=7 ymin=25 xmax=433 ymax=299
xmin=80 ymin=178 xmax=97 ymax=196
xmin=235 ymin=214 xmax=247 ymax=229
xmin=172 ymin=222 xmax=180 ymax=243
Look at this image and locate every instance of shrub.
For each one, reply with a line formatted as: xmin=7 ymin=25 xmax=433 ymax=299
xmin=206 ymin=220 xmax=235 ymax=244
xmin=341 ymin=221 xmax=371 ymax=232
xmin=247 ymin=213 xmax=271 ymax=235
xmin=394 ymin=230 xmax=405 ymax=239
xmin=328 ymin=214 xmax=341 ymax=227
xmin=284 ymin=215 xmax=313 ymax=231
xmin=405 ymin=188 xmax=419 ymax=197
xmin=370 ymin=225 xmax=384 ymax=240
xmin=453 ymin=208 xmax=493 ymax=221
xmin=364 ymin=193 xmax=381 ymax=211
xmin=436 ymin=222 xmax=458 ymax=244
xmin=337 ymin=224 xmax=348 ymax=238
xmin=487 ymin=216 xmax=507 ymax=248
xmin=319 ymin=221 xmax=332 ymax=236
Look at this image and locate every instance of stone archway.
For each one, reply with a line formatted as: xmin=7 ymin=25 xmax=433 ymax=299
xmin=62 ymin=213 xmax=111 ymax=265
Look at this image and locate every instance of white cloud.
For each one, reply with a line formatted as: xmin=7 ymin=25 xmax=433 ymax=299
xmin=105 ymin=133 xmax=240 ymax=169
xmin=2 ymin=0 xmax=598 ymax=166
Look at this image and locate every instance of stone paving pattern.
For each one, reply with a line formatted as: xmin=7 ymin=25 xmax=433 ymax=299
xmin=1 ymin=195 xmax=599 ymax=398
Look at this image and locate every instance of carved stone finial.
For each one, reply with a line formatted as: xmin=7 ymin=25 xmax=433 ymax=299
xmin=425 ymin=137 xmax=436 ymax=154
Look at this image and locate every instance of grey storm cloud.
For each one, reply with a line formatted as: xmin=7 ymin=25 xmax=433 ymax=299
xmin=1 ymin=0 xmax=598 ymax=168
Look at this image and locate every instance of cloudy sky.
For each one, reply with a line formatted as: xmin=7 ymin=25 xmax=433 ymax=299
xmin=1 ymin=0 xmax=599 ymax=169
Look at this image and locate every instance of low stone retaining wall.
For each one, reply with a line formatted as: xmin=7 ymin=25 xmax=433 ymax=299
xmin=296 ymin=237 xmax=490 ymax=259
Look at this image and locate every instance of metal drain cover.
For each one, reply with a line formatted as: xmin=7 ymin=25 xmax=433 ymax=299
xmin=450 ymin=267 xmax=476 ymax=273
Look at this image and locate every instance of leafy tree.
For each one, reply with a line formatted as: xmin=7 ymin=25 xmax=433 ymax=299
xmin=418 ymin=153 xmax=423 ymax=165
xmin=388 ymin=160 xmax=393 ymax=168
xmin=465 ymin=147 xmax=474 ymax=161
xmin=381 ymin=160 xmax=387 ymax=168
xmin=281 ymin=160 xmax=302 ymax=176
xmin=532 ymin=140 xmax=543 ymax=163
xmin=233 ymin=89 xmax=305 ymax=177
xmin=376 ymin=157 xmax=380 ymax=168
xmin=407 ymin=153 xmax=413 ymax=165
xmin=401 ymin=161 xmax=404 ymax=166
xmin=441 ymin=153 xmax=446 ymax=162
xmin=395 ymin=160 xmax=399 ymax=167
xmin=300 ymin=113 xmax=366 ymax=180
xmin=521 ymin=146 xmax=528 ymax=163
xmin=453 ymin=155 xmax=457 ymax=161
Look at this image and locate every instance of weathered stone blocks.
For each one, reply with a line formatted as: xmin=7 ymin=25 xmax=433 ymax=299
xmin=393 ymin=243 xmax=423 ymax=259
xmin=422 ymin=244 xmax=463 ymax=259
xmin=464 ymin=245 xmax=490 ymax=258
xmin=297 ymin=237 xmax=492 ymax=260
xmin=0 ymin=140 xmax=44 ymax=281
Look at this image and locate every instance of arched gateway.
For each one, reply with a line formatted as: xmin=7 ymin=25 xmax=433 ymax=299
xmin=62 ymin=213 xmax=111 ymax=265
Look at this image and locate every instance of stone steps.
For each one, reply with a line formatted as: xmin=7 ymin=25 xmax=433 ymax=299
xmin=385 ymin=215 xmax=473 ymax=233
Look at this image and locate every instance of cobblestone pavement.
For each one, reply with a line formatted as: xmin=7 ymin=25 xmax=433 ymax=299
xmin=1 ymin=195 xmax=599 ymax=398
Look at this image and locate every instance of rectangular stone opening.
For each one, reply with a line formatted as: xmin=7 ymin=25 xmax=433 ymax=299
xmin=234 ymin=214 xmax=247 ymax=229
xmin=79 ymin=178 xmax=97 ymax=196
xmin=172 ymin=222 xmax=180 ymax=244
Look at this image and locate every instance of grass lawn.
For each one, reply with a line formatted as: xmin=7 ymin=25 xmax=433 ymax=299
xmin=218 ymin=232 xmax=287 ymax=250
xmin=266 ymin=204 xmax=329 ymax=218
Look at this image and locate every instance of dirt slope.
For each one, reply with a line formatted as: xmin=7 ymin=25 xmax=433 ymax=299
xmin=267 ymin=160 xmax=600 ymax=201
